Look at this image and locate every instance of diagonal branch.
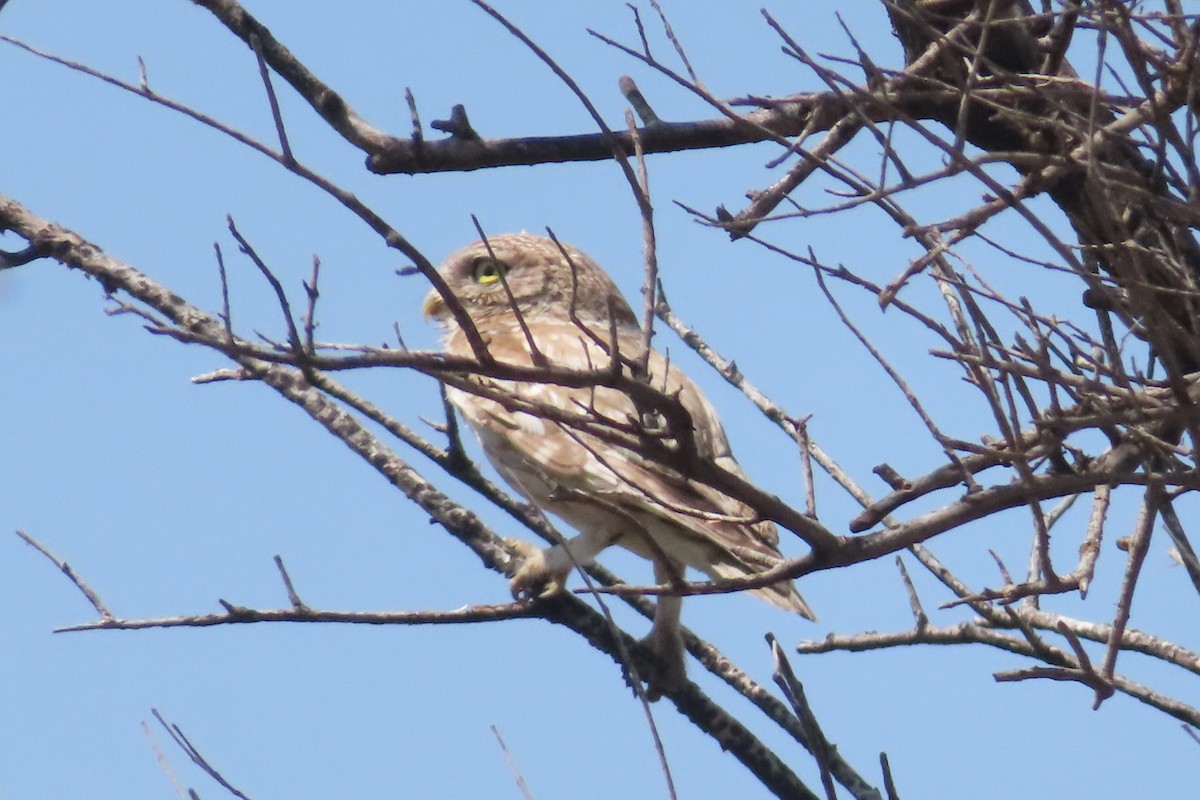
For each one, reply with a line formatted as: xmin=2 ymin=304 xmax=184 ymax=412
xmin=0 ymin=191 xmax=824 ymax=800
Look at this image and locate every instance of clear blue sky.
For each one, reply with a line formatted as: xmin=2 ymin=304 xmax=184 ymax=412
xmin=1 ymin=2 xmax=1194 ymax=798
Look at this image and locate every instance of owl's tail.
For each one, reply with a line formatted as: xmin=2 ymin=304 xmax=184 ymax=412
xmin=706 ymin=557 xmax=817 ymax=621
xmin=755 ymin=578 xmax=817 ymax=621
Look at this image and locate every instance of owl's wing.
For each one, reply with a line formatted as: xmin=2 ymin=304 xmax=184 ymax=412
xmin=615 ymin=346 xmax=814 ymax=618
xmin=449 ymin=324 xmax=813 ymax=618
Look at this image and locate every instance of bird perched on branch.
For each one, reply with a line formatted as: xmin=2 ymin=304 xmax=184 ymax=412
xmin=423 ymin=233 xmax=813 ymax=696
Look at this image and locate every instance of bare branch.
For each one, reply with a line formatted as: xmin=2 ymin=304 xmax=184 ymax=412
xmin=152 ymin=709 xmax=255 ymax=800
xmin=768 ymin=635 xmax=842 ymax=800
xmin=490 ymin=725 xmax=536 ymax=800
xmin=17 ymin=530 xmax=113 ymax=621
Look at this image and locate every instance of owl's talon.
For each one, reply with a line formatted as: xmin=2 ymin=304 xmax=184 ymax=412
xmin=508 ymin=546 xmax=568 ymax=602
xmin=638 ymin=628 xmax=687 ymax=701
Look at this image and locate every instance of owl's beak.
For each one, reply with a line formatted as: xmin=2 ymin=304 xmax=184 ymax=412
xmin=421 ymin=289 xmax=446 ymax=320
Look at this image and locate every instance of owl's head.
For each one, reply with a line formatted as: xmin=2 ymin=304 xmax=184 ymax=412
xmin=422 ymin=233 xmax=637 ymax=330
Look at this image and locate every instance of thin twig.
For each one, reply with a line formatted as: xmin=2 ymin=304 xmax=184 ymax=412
xmin=57 ymin=602 xmax=537 ymax=633
xmin=490 ymin=724 xmax=536 ymax=800
xmin=273 ymin=555 xmax=308 ymax=610
xmin=17 ymin=530 xmax=113 ymax=620
xmin=880 ymin=752 xmax=901 ymax=800
xmin=249 ymin=32 xmax=292 ymax=163
xmin=768 ymin=634 xmax=839 ymax=800
xmin=1098 ymin=480 xmax=1160 ymax=706
xmin=226 ymin=216 xmax=303 ymax=353
xmin=213 ymin=242 xmax=234 ymax=343
xmin=153 ymin=708 xmax=255 ymax=800
xmin=627 ymin=108 xmax=658 ymax=378
xmin=302 ymin=254 xmax=320 ymax=355
xmin=895 ymin=555 xmax=929 ymax=629
xmin=795 ymin=415 xmax=818 ymax=519
xmin=142 ymin=719 xmax=189 ymax=800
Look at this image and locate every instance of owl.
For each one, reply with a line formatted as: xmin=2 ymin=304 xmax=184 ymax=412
xmin=422 ymin=233 xmax=813 ymax=695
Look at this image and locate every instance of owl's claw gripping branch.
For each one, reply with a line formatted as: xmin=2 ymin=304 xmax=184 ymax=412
xmin=508 ymin=546 xmax=567 ymax=601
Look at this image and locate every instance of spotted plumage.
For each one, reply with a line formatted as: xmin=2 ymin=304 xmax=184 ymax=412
xmin=423 ymin=233 xmax=813 ymax=694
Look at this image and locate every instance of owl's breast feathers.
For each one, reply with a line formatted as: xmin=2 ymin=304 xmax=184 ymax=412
xmin=444 ymin=318 xmax=814 ymax=618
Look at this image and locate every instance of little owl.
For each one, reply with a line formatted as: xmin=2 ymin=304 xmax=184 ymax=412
xmin=423 ymin=233 xmax=813 ymax=695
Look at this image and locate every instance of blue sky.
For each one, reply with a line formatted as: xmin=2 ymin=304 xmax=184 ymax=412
xmin=1 ymin=2 xmax=1196 ymax=798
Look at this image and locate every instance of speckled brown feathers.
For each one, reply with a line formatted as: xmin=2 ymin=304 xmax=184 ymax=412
xmin=423 ymin=233 xmax=813 ymax=694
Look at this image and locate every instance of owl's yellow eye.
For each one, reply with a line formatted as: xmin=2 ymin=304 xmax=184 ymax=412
xmin=471 ymin=257 xmax=507 ymax=285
